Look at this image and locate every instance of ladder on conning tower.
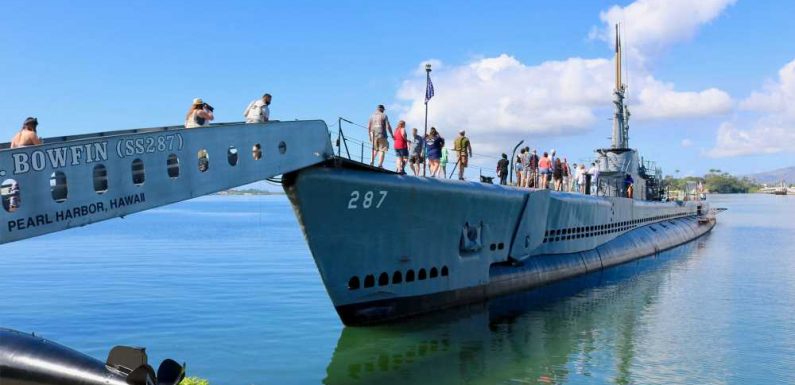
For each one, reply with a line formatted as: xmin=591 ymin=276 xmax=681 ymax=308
xmin=0 ymin=120 xmax=334 ymax=244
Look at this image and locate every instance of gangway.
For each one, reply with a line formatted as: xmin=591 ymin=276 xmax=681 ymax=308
xmin=0 ymin=120 xmax=334 ymax=244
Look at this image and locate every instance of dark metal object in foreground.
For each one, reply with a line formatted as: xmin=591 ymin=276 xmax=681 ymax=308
xmin=0 ymin=328 xmax=184 ymax=385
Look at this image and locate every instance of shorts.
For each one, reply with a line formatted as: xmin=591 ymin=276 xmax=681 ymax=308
xmin=410 ymin=154 xmax=424 ymax=164
xmin=539 ymin=167 xmax=550 ymax=175
xmin=374 ymin=137 xmax=389 ymax=152
xmin=458 ymin=155 xmax=468 ymax=167
xmin=395 ymin=148 xmax=408 ymax=157
xmin=515 ymin=164 xmax=524 ymax=172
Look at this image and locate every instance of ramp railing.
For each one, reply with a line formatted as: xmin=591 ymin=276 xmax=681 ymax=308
xmin=0 ymin=120 xmax=333 ymax=244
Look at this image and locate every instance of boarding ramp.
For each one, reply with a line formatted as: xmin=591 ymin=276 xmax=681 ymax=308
xmin=0 ymin=120 xmax=334 ymax=244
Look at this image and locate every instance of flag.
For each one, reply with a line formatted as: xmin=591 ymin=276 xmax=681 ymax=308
xmin=425 ymin=74 xmax=434 ymax=104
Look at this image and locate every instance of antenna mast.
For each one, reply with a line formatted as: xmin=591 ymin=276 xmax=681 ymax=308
xmin=611 ymin=23 xmax=630 ymax=149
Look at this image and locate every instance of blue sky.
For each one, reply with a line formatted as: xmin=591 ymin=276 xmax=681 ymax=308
xmin=2 ymin=0 xmax=794 ymax=177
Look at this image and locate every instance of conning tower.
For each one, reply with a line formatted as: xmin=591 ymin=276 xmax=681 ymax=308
xmin=595 ymin=24 xmax=662 ymax=200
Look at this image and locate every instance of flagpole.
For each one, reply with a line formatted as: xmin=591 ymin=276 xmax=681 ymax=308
xmin=423 ymin=63 xmax=431 ymax=177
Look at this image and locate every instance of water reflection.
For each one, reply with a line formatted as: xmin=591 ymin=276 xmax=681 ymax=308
xmin=324 ymin=239 xmax=708 ymax=385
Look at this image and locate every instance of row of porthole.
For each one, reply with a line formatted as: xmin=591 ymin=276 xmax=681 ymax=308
xmin=348 ymin=266 xmax=449 ymax=290
xmin=1 ymin=142 xmax=282 ymax=211
xmin=543 ymin=212 xmax=689 ymax=243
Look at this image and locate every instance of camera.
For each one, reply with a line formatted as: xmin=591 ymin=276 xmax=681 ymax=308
xmin=203 ymin=103 xmax=214 ymax=112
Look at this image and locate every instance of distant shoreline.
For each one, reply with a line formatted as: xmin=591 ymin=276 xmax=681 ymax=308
xmin=215 ymin=189 xmax=285 ymax=196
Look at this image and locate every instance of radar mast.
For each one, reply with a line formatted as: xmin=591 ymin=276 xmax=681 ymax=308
xmin=611 ymin=23 xmax=630 ymax=149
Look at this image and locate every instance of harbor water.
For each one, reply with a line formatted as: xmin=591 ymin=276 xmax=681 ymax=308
xmin=1 ymin=193 xmax=793 ymax=384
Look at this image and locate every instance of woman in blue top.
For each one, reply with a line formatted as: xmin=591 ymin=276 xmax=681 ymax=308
xmin=426 ymin=127 xmax=445 ymax=177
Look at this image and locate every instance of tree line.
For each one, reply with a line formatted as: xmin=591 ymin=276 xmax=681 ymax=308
xmin=662 ymin=169 xmax=760 ymax=194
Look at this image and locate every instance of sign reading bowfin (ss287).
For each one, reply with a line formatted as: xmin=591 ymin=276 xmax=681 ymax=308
xmin=9 ymin=133 xmax=184 ymax=175
xmin=0 ymin=120 xmax=334 ymax=245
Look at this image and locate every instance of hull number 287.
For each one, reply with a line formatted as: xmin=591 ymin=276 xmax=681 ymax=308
xmin=348 ymin=190 xmax=388 ymax=209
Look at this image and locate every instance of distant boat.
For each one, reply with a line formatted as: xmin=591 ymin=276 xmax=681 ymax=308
xmin=773 ymin=181 xmax=788 ymax=195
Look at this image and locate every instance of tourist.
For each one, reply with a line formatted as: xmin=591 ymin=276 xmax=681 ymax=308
xmin=8 ymin=181 xmax=20 ymax=212
xmin=426 ymin=127 xmax=445 ymax=177
xmin=393 ymin=120 xmax=409 ymax=174
xmin=10 ymin=117 xmax=42 ymax=148
xmin=625 ymin=174 xmax=635 ymax=198
xmin=409 ymin=128 xmax=425 ymax=176
xmin=243 ymin=93 xmax=272 ymax=123
xmin=515 ymin=148 xmax=525 ymax=187
xmin=440 ymin=146 xmax=449 ymax=178
xmin=528 ymin=149 xmax=539 ymax=188
xmin=562 ymin=158 xmax=571 ymax=192
xmin=571 ymin=163 xmax=579 ymax=192
xmin=497 ymin=153 xmax=509 ymax=185
xmin=521 ymin=147 xmax=531 ymax=187
xmin=588 ymin=162 xmax=600 ymax=195
xmin=549 ymin=149 xmax=558 ymax=189
xmin=453 ymin=130 xmax=472 ymax=181
xmin=538 ymin=152 xmax=551 ymax=189
xmin=185 ymin=98 xmax=214 ymax=128
xmin=577 ymin=164 xmax=587 ymax=193
xmin=553 ymin=157 xmax=563 ymax=191
xmin=367 ymin=104 xmax=393 ymax=168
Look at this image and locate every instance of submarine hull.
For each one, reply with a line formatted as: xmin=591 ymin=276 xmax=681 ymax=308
xmin=285 ymin=164 xmax=714 ymax=326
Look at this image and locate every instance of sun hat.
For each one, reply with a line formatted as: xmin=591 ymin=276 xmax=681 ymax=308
xmin=193 ymin=98 xmax=203 ymax=105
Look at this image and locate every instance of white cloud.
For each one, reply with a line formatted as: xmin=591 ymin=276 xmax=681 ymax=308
xmin=393 ymin=0 xmax=735 ymax=155
xmin=591 ymin=0 xmax=736 ymax=63
xmin=740 ymin=59 xmax=795 ymax=117
xmin=708 ymin=59 xmax=795 ymax=157
xmin=632 ymin=77 xmax=733 ymax=119
xmin=396 ymin=54 xmax=611 ymax=139
xmin=707 ymin=120 xmax=795 ymax=158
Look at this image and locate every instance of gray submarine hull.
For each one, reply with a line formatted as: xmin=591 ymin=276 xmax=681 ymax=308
xmin=285 ymin=163 xmax=715 ymax=326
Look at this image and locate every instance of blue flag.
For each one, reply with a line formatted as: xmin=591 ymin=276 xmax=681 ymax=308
xmin=425 ymin=75 xmax=434 ymax=104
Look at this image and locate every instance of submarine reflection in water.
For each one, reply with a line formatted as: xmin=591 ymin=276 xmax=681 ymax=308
xmin=324 ymin=239 xmax=708 ymax=385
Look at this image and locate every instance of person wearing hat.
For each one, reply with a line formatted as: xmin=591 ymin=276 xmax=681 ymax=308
xmin=367 ymin=104 xmax=393 ymax=168
xmin=10 ymin=117 xmax=42 ymax=148
xmin=527 ymin=148 xmax=539 ymax=188
xmin=243 ymin=93 xmax=272 ymax=124
xmin=453 ymin=130 xmax=472 ymax=181
xmin=185 ymin=98 xmax=214 ymax=128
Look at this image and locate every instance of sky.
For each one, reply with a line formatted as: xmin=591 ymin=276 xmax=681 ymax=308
xmin=2 ymin=0 xmax=794 ymax=177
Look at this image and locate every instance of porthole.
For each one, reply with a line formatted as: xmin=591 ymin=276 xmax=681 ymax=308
xmin=348 ymin=276 xmax=360 ymax=290
xmin=252 ymin=143 xmax=262 ymax=160
xmin=278 ymin=141 xmax=287 ymax=154
xmin=490 ymin=243 xmax=496 ymax=251
xmin=418 ymin=269 xmax=427 ymax=280
xmin=498 ymin=242 xmax=504 ymax=250
xmin=93 ymin=164 xmax=108 ymax=194
xmin=227 ymin=146 xmax=239 ymax=166
xmin=198 ymin=149 xmax=210 ymax=172
xmin=364 ymin=274 xmax=375 ymax=288
xmin=406 ymin=270 xmax=415 ymax=282
xmin=131 ymin=158 xmax=145 ymax=186
xmin=167 ymin=154 xmax=180 ymax=178
xmin=392 ymin=271 xmax=403 ymax=284
xmin=378 ymin=272 xmax=389 ymax=286
xmin=441 ymin=266 xmax=449 ymax=276
xmin=430 ymin=267 xmax=438 ymax=278
xmin=1 ymin=179 xmax=21 ymax=212
xmin=50 ymin=172 xmax=68 ymax=203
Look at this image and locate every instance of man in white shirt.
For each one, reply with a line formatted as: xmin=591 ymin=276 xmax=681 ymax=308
xmin=244 ymin=93 xmax=272 ymax=123
xmin=588 ymin=162 xmax=600 ymax=195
